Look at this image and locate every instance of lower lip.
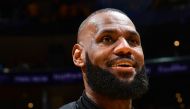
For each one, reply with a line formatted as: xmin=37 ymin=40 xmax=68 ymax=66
xmin=111 ymin=66 xmax=135 ymax=75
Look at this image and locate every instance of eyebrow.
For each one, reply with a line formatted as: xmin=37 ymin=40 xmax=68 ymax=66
xmin=97 ymin=28 xmax=140 ymax=37
xmin=97 ymin=29 xmax=117 ymax=35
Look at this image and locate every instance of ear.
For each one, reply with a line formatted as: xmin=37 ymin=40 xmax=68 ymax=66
xmin=72 ymin=44 xmax=85 ymax=67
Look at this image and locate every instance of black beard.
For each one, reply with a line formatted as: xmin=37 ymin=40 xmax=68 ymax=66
xmin=85 ymin=54 xmax=149 ymax=100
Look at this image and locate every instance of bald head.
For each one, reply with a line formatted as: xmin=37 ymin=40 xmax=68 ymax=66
xmin=77 ymin=8 xmax=136 ymax=43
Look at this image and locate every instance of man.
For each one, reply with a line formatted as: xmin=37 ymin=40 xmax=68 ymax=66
xmin=59 ymin=8 xmax=149 ymax=109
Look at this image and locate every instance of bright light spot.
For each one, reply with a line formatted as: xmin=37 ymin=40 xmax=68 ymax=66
xmin=28 ymin=102 xmax=34 ymax=109
xmin=174 ymin=40 xmax=180 ymax=47
xmin=177 ymin=97 xmax=183 ymax=103
xmin=3 ymin=68 xmax=10 ymax=74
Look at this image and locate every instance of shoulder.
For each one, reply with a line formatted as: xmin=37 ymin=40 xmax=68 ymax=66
xmin=59 ymin=101 xmax=77 ymax=109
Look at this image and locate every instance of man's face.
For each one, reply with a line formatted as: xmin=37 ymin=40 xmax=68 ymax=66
xmin=79 ymin=11 xmax=148 ymax=99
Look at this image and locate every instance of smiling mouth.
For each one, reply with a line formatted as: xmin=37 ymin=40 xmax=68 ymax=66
xmin=111 ymin=62 xmax=133 ymax=67
xmin=109 ymin=60 xmax=136 ymax=76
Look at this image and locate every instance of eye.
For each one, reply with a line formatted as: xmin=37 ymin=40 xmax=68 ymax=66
xmin=128 ymin=38 xmax=140 ymax=46
xmin=101 ymin=35 xmax=114 ymax=44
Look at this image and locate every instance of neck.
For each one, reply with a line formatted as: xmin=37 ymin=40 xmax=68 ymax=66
xmin=85 ymin=87 xmax=132 ymax=109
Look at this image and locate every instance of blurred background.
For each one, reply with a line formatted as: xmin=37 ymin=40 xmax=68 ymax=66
xmin=0 ymin=0 xmax=190 ymax=109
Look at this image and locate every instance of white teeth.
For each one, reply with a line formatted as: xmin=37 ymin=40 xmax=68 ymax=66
xmin=112 ymin=62 xmax=132 ymax=67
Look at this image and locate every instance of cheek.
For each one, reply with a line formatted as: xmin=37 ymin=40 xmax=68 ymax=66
xmin=88 ymin=47 xmax=111 ymax=67
xmin=133 ymin=47 xmax=144 ymax=65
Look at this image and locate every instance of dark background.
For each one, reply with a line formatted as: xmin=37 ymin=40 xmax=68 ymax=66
xmin=0 ymin=0 xmax=190 ymax=109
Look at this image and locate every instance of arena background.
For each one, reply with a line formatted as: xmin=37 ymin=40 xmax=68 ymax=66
xmin=0 ymin=0 xmax=190 ymax=109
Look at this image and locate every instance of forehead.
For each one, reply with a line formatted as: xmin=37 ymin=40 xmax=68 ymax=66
xmin=88 ymin=11 xmax=136 ymax=30
xmin=78 ymin=11 xmax=137 ymax=44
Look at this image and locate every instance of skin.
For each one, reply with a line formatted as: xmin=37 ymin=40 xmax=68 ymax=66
xmin=72 ymin=10 xmax=144 ymax=109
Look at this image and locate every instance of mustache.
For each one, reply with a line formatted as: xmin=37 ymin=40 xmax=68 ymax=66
xmin=107 ymin=57 xmax=137 ymax=67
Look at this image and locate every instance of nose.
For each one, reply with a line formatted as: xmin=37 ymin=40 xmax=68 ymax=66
xmin=113 ymin=38 xmax=132 ymax=56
